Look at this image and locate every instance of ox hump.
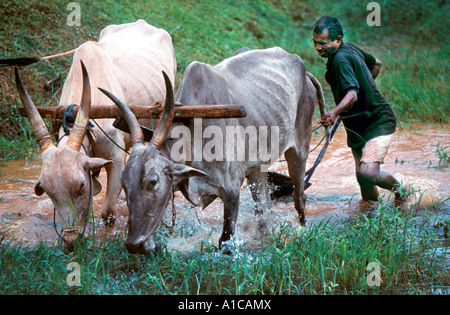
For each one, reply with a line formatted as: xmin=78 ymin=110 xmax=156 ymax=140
xmin=177 ymin=62 xmax=233 ymax=105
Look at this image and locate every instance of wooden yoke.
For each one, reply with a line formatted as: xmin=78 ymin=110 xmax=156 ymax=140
xmin=18 ymin=103 xmax=247 ymax=120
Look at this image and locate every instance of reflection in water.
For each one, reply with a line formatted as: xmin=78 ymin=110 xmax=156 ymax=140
xmin=0 ymin=124 xmax=448 ymax=251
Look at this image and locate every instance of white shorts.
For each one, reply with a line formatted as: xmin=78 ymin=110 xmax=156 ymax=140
xmin=352 ymin=133 xmax=394 ymax=172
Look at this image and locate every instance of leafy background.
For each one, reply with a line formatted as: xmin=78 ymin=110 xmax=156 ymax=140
xmin=0 ymin=0 xmax=448 ymax=159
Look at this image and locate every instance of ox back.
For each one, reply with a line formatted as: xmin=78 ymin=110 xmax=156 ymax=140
xmin=61 ymin=19 xmax=176 ymax=107
xmin=170 ymin=47 xmax=318 ymax=247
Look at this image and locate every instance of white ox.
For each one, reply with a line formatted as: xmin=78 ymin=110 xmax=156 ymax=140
xmin=15 ymin=20 xmax=176 ymax=249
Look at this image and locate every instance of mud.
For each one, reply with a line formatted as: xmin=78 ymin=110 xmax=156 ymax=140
xmin=0 ymin=124 xmax=448 ymax=251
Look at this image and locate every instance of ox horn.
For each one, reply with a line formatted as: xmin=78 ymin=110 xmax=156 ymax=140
xmin=151 ymin=71 xmax=175 ymax=150
xmin=66 ymin=60 xmax=91 ymax=152
xmin=98 ymin=87 xmax=144 ymax=146
xmin=14 ymin=67 xmax=55 ymax=153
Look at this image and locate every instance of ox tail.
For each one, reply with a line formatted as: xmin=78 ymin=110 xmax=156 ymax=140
xmin=269 ymin=72 xmax=334 ymax=197
xmin=306 ymin=72 xmax=326 ymax=119
xmin=0 ymin=48 xmax=77 ymax=67
xmin=304 ymin=72 xmax=332 ymax=188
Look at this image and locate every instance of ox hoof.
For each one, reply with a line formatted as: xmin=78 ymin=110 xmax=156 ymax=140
xmin=219 ymin=241 xmax=233 ymax=256
xmin=220 ymin=247 xmax=233 ymax=256
xmin=300 ymin=218 xmax=306 ymax=227
xmin=102 ymin=212 xmax=116 ymax=226
xmin=62 ymin=230 xmax=85 ymax=252
xmin=219 ymin=236 xmax=244 ymax=256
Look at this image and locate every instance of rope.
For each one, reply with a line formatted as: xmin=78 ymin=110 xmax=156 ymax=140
xmin=160 ymin=180 xmax=177 ymax=235
xmin=304 ymin=117 xmax=341 ymax=186
xmin=92 ymin=118 xmax=130 ymax=155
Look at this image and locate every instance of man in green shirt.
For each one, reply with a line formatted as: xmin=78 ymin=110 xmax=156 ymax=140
xmin=313 ymin=15 xmax=402 ymax=203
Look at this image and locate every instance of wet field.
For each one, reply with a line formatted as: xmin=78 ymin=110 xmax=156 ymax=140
xmin=0 ymin=123 xmax=449 ymax=252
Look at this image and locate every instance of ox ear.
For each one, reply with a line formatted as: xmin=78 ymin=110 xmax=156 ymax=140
xmin=92 ymin=177 xmax=102 ymax=196
xmin=170 ymin=163 xmax=208 ymax=185
xmin=85 ymin=157 xmax=113 ymax=173
xmin=35 ymin=180 xmax=45 ymax=196
xmin=80 ymin=156 xmax=113 ymax=174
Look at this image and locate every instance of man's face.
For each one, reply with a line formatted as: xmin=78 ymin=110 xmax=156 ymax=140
xmin=313 ymin=29 xmax=342 ymax=58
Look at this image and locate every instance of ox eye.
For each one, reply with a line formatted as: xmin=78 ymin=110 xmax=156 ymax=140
xmin=144 ymin=176 xmax=158 ymax=191
xmin=79 ymin=180 xmax=86 ymax=191
xmin=74 ymin=180 xmax=86 ymax=197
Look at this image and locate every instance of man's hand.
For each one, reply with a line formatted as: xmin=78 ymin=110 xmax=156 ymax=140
xmin=320 ymin=110 xmax=338 ymax=127
xmin=320 ymin=89 xmax=358 ymax=127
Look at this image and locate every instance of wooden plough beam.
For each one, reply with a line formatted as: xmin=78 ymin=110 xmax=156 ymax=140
xmin=18 ymin=102 xmax=247 ymax=120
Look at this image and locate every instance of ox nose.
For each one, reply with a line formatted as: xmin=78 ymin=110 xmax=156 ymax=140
xmin=125 ymin=242 xmax=145 ymax=254
xmin=125 ymin=236 xmax=156 ymax=254
xmin=62 ymin=230 xmax=82 ymax=251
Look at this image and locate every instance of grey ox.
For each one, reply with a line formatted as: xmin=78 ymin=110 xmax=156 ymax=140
xmin=15 ymin=20 xmax=176 ymax=249
xmin=100 ymin=47 xmax=329 ymax=254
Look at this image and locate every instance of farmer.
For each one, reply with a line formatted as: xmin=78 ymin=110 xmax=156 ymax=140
xmin=312 ymin=15 xmax=402 ymax=202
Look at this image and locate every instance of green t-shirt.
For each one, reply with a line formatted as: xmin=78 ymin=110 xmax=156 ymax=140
xmin=325 ymin=42 xmax=397 ymax=149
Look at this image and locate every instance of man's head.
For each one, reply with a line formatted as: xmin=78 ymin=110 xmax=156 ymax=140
xmin=312 ymin=16 xmax=344 ymax=58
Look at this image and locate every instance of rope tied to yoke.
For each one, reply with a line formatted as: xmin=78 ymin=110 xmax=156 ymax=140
xmin=160 ymin=180 xmax=177 ymax=235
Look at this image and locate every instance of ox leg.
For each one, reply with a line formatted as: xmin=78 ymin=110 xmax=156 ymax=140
xmin=284 ymin=147 xmax=308 ymax=225
xmin=96 ymin=127 xmax=127 ymax=226
xmin=219 ymin=189 xmax=240 ymax=252
xmin=247 ymin=170 xmax=270 ymax=215
xmin=247 ymin=170 xmax=271 ymax=239
xmin=101 ymin=158 xmax=122 ymax=225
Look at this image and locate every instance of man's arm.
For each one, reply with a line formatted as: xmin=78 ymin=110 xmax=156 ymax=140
xmin=371 ymin=58 xmax=382 ymax=79
xmin=320 ymin=89 xmax=358 ymax=127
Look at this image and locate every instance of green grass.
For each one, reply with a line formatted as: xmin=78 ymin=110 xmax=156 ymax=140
xmin=1 ymin=199 xmax=449 ymax=295
xmin=430 ymin=141 xmax=450 ymax=169
xmin=376 ymin=48 xmax=449 ymax=124
xmin=0 ymin=0 xmax=448 ymax=158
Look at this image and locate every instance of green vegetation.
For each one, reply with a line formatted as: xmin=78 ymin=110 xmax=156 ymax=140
xmin=1 ymin=198 xmax=449 ymax=294
xmin=0 ymin=0 xmax=448 ymax=158
xmin=430 ymin=141 xmax=449 ymax=169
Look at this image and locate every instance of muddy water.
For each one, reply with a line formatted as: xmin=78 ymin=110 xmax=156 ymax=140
xmin=0 ymin=124 xmax=448 ymax=252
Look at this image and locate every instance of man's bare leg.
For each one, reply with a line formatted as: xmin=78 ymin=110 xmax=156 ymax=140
xmin=358 ymin=162 xmax=402 ymax=201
